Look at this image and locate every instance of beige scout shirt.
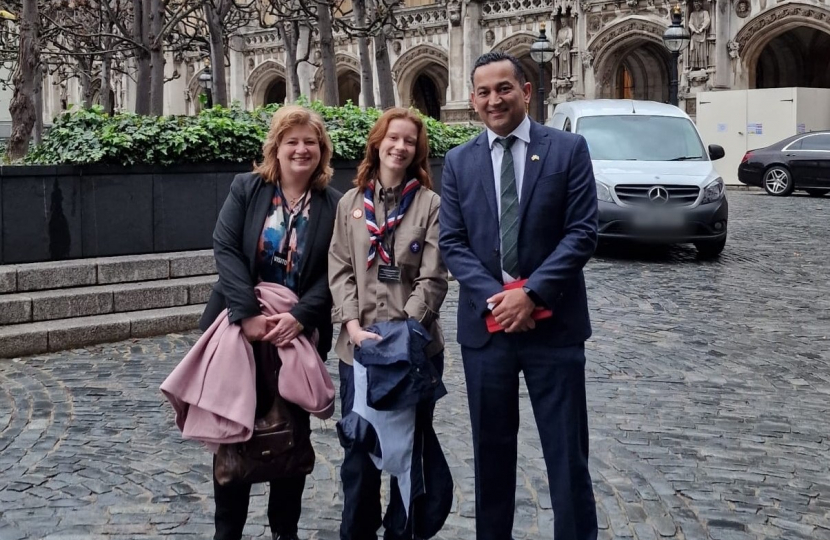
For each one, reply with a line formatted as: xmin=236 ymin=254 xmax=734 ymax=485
xmin=328 ymin=183 xmax=448 ymax=365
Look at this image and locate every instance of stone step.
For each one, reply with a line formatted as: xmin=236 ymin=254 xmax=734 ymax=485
xmin=0 ymin=250 xmax=215 ymax=293
xmin=0 ymin=275 xmax=216 ymax=325
xmin=0 ymin=304 xmax=206 ymax=359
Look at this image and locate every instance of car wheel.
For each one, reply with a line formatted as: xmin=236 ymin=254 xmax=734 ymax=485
xmin=805 ymin=189 xmax=830 ymax=197
xmin=695 ymin=237 xmax=726 ymax=259
xmin=763 ymin=166 xmax=794 ymax=196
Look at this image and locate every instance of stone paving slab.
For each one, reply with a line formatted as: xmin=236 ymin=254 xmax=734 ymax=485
xmin=1 ymin=192 xmax=830 ymax=539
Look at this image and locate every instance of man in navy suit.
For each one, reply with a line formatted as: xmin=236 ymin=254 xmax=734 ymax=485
xmin=439 ymin=51 xmax=598 ymax=540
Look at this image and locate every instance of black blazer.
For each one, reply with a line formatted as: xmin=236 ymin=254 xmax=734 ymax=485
xmin=200 ymin=172 xmax=342 ymax=357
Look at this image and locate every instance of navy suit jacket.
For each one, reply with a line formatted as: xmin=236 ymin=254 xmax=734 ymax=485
xmin=438 ymin=120 xmax=598 ymax=349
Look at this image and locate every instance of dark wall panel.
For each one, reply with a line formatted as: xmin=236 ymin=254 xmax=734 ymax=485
xmin=154 ymin=173 xmax=217 ymax=252
xmin=2 ymin=172 xmax=82 ymax=264
xmin=81 ymin=174 xmax=154 ymax=257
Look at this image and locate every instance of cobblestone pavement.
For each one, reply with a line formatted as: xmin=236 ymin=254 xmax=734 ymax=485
xmin=2 ymin=190 xmax=830 ymax=540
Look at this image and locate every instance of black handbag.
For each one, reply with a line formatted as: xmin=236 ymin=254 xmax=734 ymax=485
xmin=214 ymin=343 xmax=315 ymax=486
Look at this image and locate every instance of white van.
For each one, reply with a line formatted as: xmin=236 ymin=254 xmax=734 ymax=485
xmin=548 ymin=99 xmax=728 ymax=258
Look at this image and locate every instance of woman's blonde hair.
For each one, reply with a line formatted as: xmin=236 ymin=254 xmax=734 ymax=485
xmin=254 ymin=105 xmax=334 ymax=190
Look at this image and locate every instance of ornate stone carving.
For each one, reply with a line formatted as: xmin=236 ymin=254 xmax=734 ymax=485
xmin=735 ymin=0 xmax=750 ymax=18
xmin=688 ymin=1 xmax=711 ymax=70
xmin=555 ymin=77 xmax=574 ymax=94
xmin=485 ymin=29 xmax=495 ymax=45
xmin=448 ymin=0 xmax=462 ymax=26
xmin=581 ymin=50 xmax=594 ymax=68
xmin=735 ymin=4 xmax=830 ymax=52
xmin=555 ymin=20 xmax=574 ymax=79
xmin=587 ymin=15 xmax=602 ymax=37
xmin=588 ymin=18 xmax=665 ymax=61
xmin=727 ymin=39 xmax=740 ymax=60
xmin=391 ymin=44 xmax=449 ymax=81
xmin=491 ymin=33 xmax=538 ymax=53
xmin=626 ymin=0 xmax=638 ymax=8
xmin=481 ymin=0 xmax=554 ymax=21
xmin=392 ymin=41 xmax=402 ymax=54
xmin=397 ymin=4 xmax=449 ymax=31
xmin=688 ymin=69 xmax=709 ymax=87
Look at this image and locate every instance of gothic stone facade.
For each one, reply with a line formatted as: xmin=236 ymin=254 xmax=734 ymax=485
xmin=11 ymin=0 xmax=830 ymax=126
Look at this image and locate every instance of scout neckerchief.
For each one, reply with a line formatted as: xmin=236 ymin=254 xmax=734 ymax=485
xmin=364 ymin=178 xmax=420 ymax=269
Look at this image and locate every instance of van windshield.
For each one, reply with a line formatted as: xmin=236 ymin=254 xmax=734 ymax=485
xmin=576 ymin=115 xmax=707 ymax=161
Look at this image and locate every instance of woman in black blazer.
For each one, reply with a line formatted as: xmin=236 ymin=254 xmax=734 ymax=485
xmin=201 ymin=105 xmax=341 ymax=540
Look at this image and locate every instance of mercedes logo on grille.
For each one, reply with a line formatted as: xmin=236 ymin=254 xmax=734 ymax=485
xmin=648 ymin=186 xmax=669 ymax=204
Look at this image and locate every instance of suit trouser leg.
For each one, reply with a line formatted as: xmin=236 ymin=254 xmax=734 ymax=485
xmin=339 ymin=361 xmax=383 ymax=540
xmin=520 ymin=343 xmax=597 ymax=540
xmin=461 ymin=335 xmax=521 ymax=540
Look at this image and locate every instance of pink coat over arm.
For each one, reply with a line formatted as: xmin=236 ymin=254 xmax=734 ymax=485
xmin=160 ymin=282 xmax=335 ymax=450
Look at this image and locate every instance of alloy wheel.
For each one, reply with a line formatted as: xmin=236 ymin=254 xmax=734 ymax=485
xmin=764 ymin=167 xmax=792 ymax=196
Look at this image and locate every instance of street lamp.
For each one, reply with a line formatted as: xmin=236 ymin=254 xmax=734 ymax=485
xmin=529 ymin=23 xmax=555 ymax=123
xmin=198 ymin=62 xmax=213 ymax=108
xmin=662 ymin=5 xmax=691 ymax=107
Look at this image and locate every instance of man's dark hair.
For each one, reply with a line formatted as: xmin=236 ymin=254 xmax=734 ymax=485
xmin=470 ymin=51 xmax=528 ymax=88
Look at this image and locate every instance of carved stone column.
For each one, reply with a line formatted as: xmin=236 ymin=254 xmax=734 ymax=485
xmin=712 ymin=0 xmax=730 ymax=88
xmin=442 ymin=0 xmax=481 ymax=123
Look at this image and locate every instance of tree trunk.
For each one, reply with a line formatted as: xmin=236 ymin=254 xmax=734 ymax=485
xmin=79 ymin=57 xmax=94 ymax=108
xmin=34 ymin=62 xmax=43 ymax=144
xmin=101 ymin=51 xmax=114 ymax=114
xmin=353 ymin=0 xmax=375 ymax=108
xmin=277 ymin=22 xmax=300 ymax=102
xmin=148 ymin=0 xmax=165 ymax=115
xmin=7 ymin=0 xmax=39 ymax=162
xmin=317 ymin=0 xmax=338 ymax=106
xmin=370 ymin=0 xmax=395 ymax=108
xmin=133 ymin=0 xmax=151 ymax=114
xmin=204 ymin=1 xmax=228 ymax=107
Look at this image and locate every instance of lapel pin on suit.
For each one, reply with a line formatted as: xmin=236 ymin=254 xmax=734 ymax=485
xmin=531 ymin=154 xmax=540 ymax=161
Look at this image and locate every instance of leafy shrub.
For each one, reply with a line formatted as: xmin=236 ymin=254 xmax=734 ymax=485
xmin=25 ymin=101 xmax=481 ymax=166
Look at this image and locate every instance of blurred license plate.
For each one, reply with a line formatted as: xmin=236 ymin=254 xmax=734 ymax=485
xmin=632 ymin=211 xmax=686 ymax=229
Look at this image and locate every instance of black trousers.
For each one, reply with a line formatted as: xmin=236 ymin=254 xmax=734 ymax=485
xmin=213 ymin=342 xmax=310 ymax=540
xmin=462 ymin=336 xmax=597 ymax=540
xmin=213 ymin=471 xmax=306 ymax=540
xmin=338 ymin=356 xmax=443 ymax=540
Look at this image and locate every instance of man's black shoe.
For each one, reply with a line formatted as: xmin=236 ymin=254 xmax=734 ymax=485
xmin=272 ymin=534 xmax=299 ymax=540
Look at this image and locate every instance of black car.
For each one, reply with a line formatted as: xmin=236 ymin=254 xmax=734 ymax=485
xmin=738 ymin=131 xmax=830 ymax=197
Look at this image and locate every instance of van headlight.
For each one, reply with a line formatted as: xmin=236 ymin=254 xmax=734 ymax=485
xmin=596 ymin=180 xmax=614 ymax=203
xmin=701 ymin=178 xmax=724 ymax=204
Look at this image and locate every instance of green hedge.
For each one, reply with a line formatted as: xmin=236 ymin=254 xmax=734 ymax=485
xmin=24 ymin=101 xmax=482 ymax=166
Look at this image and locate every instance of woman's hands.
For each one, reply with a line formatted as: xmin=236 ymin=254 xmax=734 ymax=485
xmin=263 ymin=313 xmax=303 ymax=347
xmin=345 ymin=320 xmax=382 ymax=347
xmin=240 ymin=315 xmax=270 ymax=342
xmin=240 ymin=313 xmax=304 ymax=347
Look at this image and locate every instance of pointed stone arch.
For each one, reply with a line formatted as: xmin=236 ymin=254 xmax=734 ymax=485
xmin=391 ymin=44 xmax=449 ymax=113
xmin=588 ymin=16 xmax=671 ymax=100
xmin=312 ymin=53 xmax=361 ymax=105
xmin=247 ymin=59 xmax=287 ymax=107
xmin=734 ymin=3 xmax=830 ymax=88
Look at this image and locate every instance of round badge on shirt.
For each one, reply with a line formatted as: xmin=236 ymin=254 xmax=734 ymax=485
xmin=352 ymin=209 xmax=363 ymax=219
xmin=410 ymin=241 xmax=422 ymax=254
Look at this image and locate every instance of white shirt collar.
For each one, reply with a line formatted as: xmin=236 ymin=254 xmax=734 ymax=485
xmin=487 ymin=115 xmax=531 ymax=150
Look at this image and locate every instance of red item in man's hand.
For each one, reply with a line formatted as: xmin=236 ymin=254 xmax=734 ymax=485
xmin=485 ymin=279 xmax=553 ymax=333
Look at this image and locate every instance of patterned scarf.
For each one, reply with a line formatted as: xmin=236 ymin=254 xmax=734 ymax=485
xmin=364 ymin=178 xmax=420 ymax=269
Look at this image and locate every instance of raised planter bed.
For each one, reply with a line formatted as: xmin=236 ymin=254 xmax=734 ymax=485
xmin=0 ymin=160 xmax=444 ymax=265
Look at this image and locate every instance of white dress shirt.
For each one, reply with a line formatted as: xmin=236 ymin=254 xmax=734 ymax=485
xmin=486 ymin=115 xmax=531 ymax=284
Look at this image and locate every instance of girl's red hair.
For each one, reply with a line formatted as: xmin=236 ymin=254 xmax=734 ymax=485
xmin=354 ymin=108 xmax=432 ymax=190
